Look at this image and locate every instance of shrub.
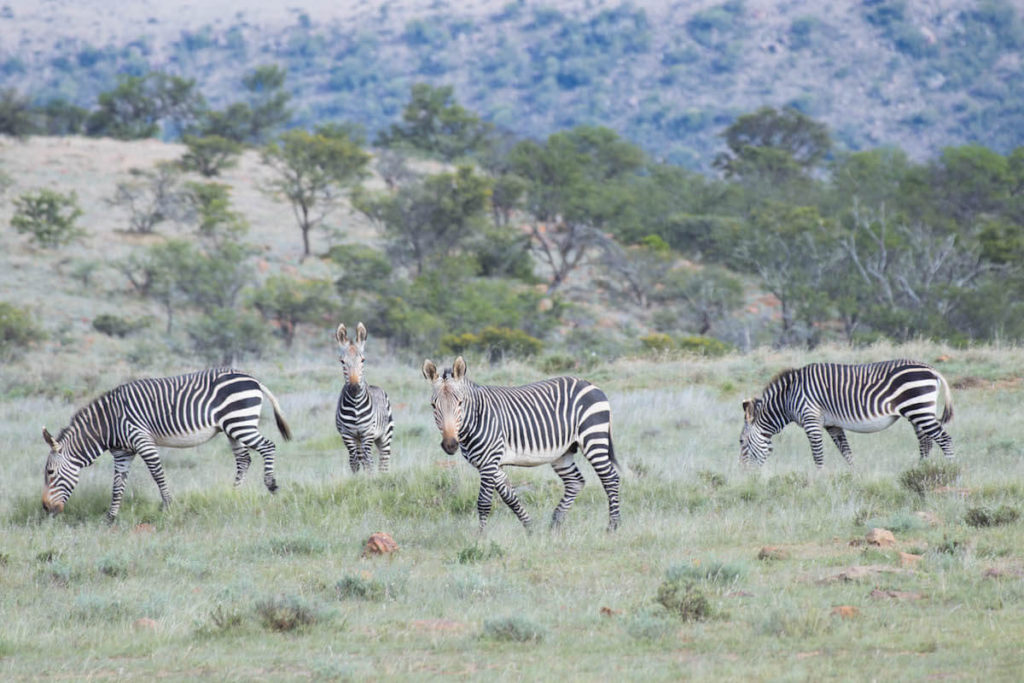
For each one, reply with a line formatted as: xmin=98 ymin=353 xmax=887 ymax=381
xmin=899 ymin=461 xmax=961 ymax=497
xmin=179 ymin=135 xmax=242 ymax=177
xmin=10 ymin=189 xmax=85 ymax=248
xmin=92 ymin=313 xmax=146 ymax=338
xmin=965 ymin=505 xmax=1020 ymax=528
xmin=759 ymin=607 xmax=833 ymax=638
xmin=96 ymin=555 xmax=129 ymax=578
xmin=336 ymin=574 xmax=389 ymax=602
xmin=481 ymin=616 xmax=545 ymax=642
xmin=0 ymin=302 xmax=45 ymax=359
xmin=208 ymin=604 xmax=245 ymax=632
xmin=439 ymin=326 xmax=543 ymax=362
xmin=457 ymin=541 xmax=505 ymax=564
xmin=655 ymin=580 xmax=713 ymax=622
xmin=639 ymin=333 xmax=674 ymax=352
xmin=677 ymin=335 xmax=733 ymax=356
xmin=254 ymin=595 xmax=321 ymax=632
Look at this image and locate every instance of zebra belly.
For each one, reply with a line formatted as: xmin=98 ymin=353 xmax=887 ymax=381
xmin=500 ymin=444 xmax=571 ymax=467
xmin=823 ymin=413 xmax=899 ymax=433
xmin=153 ymin=426 xmax=220 ymax=448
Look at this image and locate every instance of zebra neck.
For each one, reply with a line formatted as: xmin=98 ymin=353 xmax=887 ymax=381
xmin=459 ymin=383 xmax=490 ymax=437
xmin=342 ymin=382 xmax=368 ymax=403
xmin=63 ymin=397 xmax=119 ymax=464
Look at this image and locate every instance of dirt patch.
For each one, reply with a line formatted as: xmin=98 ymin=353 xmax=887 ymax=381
xmin=817 ymin=565 xmax=914 ymax=584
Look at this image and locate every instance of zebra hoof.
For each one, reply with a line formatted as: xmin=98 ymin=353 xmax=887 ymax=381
xmin=266 ymin=481 xmax=279 ymax=493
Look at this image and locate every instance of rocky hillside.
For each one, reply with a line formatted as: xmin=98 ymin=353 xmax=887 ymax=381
xmin=2 ymin=0 xmax=1022 ymax=169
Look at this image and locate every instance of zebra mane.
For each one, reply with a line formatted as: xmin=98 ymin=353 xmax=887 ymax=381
xmin=57 ymin=388 xmax=118 ymax=442
xmin=765 ymin=367 xmax=798 ymax=391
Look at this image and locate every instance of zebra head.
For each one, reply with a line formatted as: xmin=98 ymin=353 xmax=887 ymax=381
xmin=41 ymin=427 xmax=85 ymax=514
xmin=739 ymin=398 xmax=773 ymax=465
xmin=336 ymin=322 xmax=368 ymax=388
xmin=422 ymin=356 xmax=467 ymax=455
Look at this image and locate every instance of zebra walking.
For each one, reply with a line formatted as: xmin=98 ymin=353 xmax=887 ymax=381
xmin=335 ymin=322 xmax=393 ymax=473
xmin=740 ymin=360 xmax=954 ymax=468
xmin=42 ymin=368 xmax=291 ymax=521
xmin=422 ymin=356 xmax=620 ymax=531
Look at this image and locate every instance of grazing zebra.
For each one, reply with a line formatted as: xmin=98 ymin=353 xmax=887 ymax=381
xmin=422 ymin=356 xmax=620 ymax=531
xmin=335 ymin=322 xmax=393 ymax=473
xmin=42 ymin=368 xmax=291 ymax=520
xmin=740 ymin=360 xmax=954 ymax=468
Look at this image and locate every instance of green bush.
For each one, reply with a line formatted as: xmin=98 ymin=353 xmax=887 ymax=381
xmin=457 ymin=541 xmax=505 ymax=564
xmin=481 ymin=616 xmax=546 ymax=642
xmin=677 ymin=335 xmax=733 ymax=356
xmin=655 ymin=579 xmax=714 ymax=622
xmin=0 ymin=302 xmax=45 ymax=358
xmin=898 ymin=461 xmax=961 ymax=497
xmin=965 ymin=505 xmax=1020 ymax=528
xmin=254 ymin=595 xmax=322 ymax=632
xmin=10 ymin=189 xmax=85 ymax=248
xmin=336 ymin=574 xmax=389 ymax=602
xmin=639 ymin=333 xmax=674 ymax=352
xmin=439 ymin=326 xmax=543 ymax=362
xmin=179 ymin=135 xmax=242 ymax=177
xmin=92 ymin=313 xmax=146 ymax=338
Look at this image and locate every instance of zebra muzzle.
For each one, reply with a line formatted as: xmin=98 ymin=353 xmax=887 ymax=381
xmin=441 ymin=437 xmax=459 ymax=455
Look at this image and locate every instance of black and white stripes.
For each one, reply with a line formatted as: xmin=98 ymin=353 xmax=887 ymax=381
xmin=740 ymin=360 xmax=954 ymax=468
xmin=335 ymin=322 xmax=394 ymax=473
xmin=423 ymin=356 xmax=620 ymax=531
xmin=42 ymin=368 xmax=291 ymax=520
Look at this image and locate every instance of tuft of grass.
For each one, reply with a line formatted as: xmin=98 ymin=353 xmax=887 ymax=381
xmin=625 ymin=609 xmax=676 ymax=641
xmin=863 ymin=512 xmax=928 ymax=533
xmin=656 ymin=580 xmax=714 ymax=622
xmin=456 ymin=541 xmax=505 ymax=564
xmin=481 ymin=616 xmax=546 ymax=643
xmin=766 ymin=472 xmax=809 ymax=496
xmin=97 ymin=555 xmax=130 ymax=578
xmin=666 ymin=559 xmax=746 ymax=585
xmin=71 ymin=594 xmax=131 ymax=622
xmin=696 ymin=469 xmax=727 ymax=489
xmin=899 ymin=461 xmax=961 ymax=497
xmin=336 ymin=574 xmax=390 ymax=602
xmin=254 ymin=595 xmax=322 ymax=632
xmin=207 ymin=604 xmax=246 ymax=633
xmin=266 ymin=534 xmax=326 ymax=556
xmin=965 ymin=505 xmax=1020 ymax=528
xmin=759 ymin=607 xmax=834 ymax=639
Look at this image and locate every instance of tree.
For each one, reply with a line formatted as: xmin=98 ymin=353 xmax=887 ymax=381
xmin=86 ymin=73 xmax=204 ymax=140
xmin=665 ymin=265 xmax=744 ymax=336
xmin=261 ymin=129 xmax=370 ymax=259
xmin=507 ymin=126 xmax=647 ymax=292
xmin=179 ymin=135 xmax=243 ymax=177
xmin=250 ymin=275 xmax=336 ymax=347
xmin=186 ymin=307 xmax=269 ymax=366
xmin=377 ymin=83 xmax=494 ymax=161
xmin=109 ymin=162 xmax=187 ymax=234
xmin=182 ymin=181 xmax=248 ymax=245
xmin=354 ymin=165 xmax=492 ymax=275
xmin=242 ymin=65 xmax=292 ymax=143
xmin=715 ymin=106 xmax=832 ymax=178
xmin=599 ymin=235 xmax=674 ymax=309
xmin=0 ymin=88 xmax=38 ymax=137
xmin=10 ymin=189 xmax=85 ymax=248
xmin=0 ymin=301 xmax=45 ymax=360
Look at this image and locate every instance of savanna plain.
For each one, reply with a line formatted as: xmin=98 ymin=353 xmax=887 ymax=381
xmin=2 ymin=343 xmax=1024 ymax=680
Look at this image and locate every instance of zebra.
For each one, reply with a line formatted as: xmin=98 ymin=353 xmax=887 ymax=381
xmin=422 ymin=356 xmax=620 ymax=532
xmin=335 ymin=322 xmax=394 ymax=473
xmin=42 ymin=368 xmax=291 ymax=520
xmin=740 ymin=360 xmax=954 ymax=468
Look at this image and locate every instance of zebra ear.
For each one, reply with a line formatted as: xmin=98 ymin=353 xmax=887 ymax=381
xmin=452 ymin=356 xmax=467 ymax=380
xmin=335 ymin=323 xmax=348 ymax=346
xmin=422 ymin=360 xmax=438 ymax=382
xmin=355 ymin=322 xmax=367 ymax=347
xmin=742 ymin=399 xmax=757 ymax=423
xmin=43 ymin=427 xmax=58 ymax=450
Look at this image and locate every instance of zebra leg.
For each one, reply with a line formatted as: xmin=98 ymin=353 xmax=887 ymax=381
xmin=133 ymin=438 xmax=173 ymax=508
xmin=581 ymin=439 xmax=621 ymax=531
xmin=360 ymin=440 xmax=374 ymax=473
xmin=107 ymin=450 xmax=135 ymax=522
xmin=375 ymin=434 xmax=392 ymax=474
xmin=912 ymin=417 xmax=954 ymax=460
xmin=342 ymin=434 xmax=362 ymax=473
xmin=494 ymin=468 xmax=532 ymax=530
xmin=247 ymin=434 xmax=279 ymax=493
xmin=800 ymin=421 xmax=827 ymax=469
xmin=228 ymin=437 xmax=252 ymax=487
xmin=550 ymin=455 xmax=585 ymax=528
xmin=826 ymin=426 xmax=854 ymax=466
xmin=475 ymin=461 xmax=503 ymax=531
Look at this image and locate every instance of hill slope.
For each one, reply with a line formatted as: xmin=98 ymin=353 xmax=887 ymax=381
xmin=2 ymin=0 xmax=1022 ymax=168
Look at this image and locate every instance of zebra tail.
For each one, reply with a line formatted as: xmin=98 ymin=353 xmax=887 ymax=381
xmin=938 ymin=371 xmax=954 ymax=425
xmin=259 ymin=382 xmax=293 ymax=441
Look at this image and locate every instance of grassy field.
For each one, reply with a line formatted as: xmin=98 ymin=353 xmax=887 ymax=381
xmin=2 ymin=342 xmax=1024 ymax=680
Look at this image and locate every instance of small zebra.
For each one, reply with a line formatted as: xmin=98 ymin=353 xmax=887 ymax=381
xmin=422 ymin=356 xmax=620 ymax=531
xmin=42 ymin=368 xmax=291 ymax=520
xmin=740 ymin=360 xmax=954 ymax=468
xmin=335 ymin=322 xmax=394 ymax=473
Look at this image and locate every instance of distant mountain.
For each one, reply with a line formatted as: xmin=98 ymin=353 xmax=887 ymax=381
xmin=2 ymin=0 xmax=1022 ymax=169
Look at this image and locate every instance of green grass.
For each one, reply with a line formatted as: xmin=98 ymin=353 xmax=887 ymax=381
xmin=3 ymin=347 xmax=1024 ymax=678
